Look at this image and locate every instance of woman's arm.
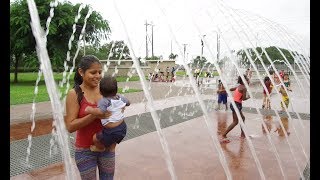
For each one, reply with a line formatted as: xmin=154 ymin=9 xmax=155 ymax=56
xmin=64 ymin=89 xmax=99 ymax=133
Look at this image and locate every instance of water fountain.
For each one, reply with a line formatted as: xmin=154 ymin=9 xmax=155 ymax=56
xmin=10 ymin=0 xmax=309 ymax=179
xmin=26 ymin=0 xmax=75 ymax=179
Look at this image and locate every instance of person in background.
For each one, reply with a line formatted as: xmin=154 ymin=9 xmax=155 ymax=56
xmin=262 ymin=76 xmax=272 ymax=109
xmin=215 ymin=80 xmax=228 ymax=111
xmin=171 ymin=66 xmax=176 ymax=82
xmin=279 ymin=69 xmax=285 ymax=80
xmin=279 ymin=84 xmax=290 ymax=111
xmin=283 ymin=73 xmax=292 ymax=91
xmin=166 ymin=66 xmax=170 ymax=82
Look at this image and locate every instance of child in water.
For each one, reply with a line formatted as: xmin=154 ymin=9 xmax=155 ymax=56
xmin=220 ymin=75 xmax=250 ymax=143
xmin=262 ymin=76 xmax=272 ymax=109
xmin=283 ymin=73 xmax=292 ymax=91
xmin=216 ymin=80 xmax=228 ymax=111
xmin=279 ymin=84 xmax=291 ymax=111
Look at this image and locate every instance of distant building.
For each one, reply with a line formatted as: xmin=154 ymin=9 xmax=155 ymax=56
xmin=100 ymin=59 xmax=176 ymax=76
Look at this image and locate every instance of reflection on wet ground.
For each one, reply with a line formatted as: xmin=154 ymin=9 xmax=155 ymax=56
xmin=10 ymin=77 xmax=309 ymax=179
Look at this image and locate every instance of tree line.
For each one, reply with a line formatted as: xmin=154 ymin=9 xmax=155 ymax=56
xmin=11 ymin=0 xmax=304 ymax=83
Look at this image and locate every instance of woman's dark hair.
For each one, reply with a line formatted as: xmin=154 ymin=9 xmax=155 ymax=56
xmin=73 ymin=55 xmax=101 ymax=104
xmin=237 ymin=74 xmax=248 ymax=85
xmin=100 ymin=76 xmax=118 ymax=97
xmin=264 ymin=76 xmax=270 ymax=83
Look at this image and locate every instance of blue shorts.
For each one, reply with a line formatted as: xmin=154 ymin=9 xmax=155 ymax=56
xmin=218 ymin=93 xmax=227 ymax=104
xmin=230 ymin=102 xmax=242 ymax=112
xmin=96 ymin=121 xmax=127 ymax=147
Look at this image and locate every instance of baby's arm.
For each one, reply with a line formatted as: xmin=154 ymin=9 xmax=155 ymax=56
xmin=119 ymin=94 xmax=130 ymax=106
xmin=85 ymin=107 xmax=104 ymax=116
xmin=86 ymin=98 xmax=110 ymax=116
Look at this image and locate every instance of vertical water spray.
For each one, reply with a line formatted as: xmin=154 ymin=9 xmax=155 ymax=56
xmin=27 ymin=0 xmax=75 ymax=179
xmin=153 ymin=0 xmax=233 ymax=179
xmin=216 ymin=29 xmax=288 ymax=179
xmin=65 ymin=7 xmax=93 ymax=93
xmin=113 ymin=1 xmax=178 ymax=179
xmin=217 ymin=3 xmax=309 ymax=162
xmin=245 ymin=11 xmax=310 ymax=84
xmin=226 ymin=6 xmax=309 ymax=147
xmin=210 ymin=2 xmax=307 ymax=177
xmin=237 ymin=10 xmax=310 ymax=128
xmin=183 ymin=5 xmax=267 ymax=179
xmin=60 ymin=3 xmax=85 ymax=91
xmin=26 ymin=0 xmax=58 ymax=165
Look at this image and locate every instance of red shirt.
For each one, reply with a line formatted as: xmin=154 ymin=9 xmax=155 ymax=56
xmin=263 ymin=81 xmax=272 ymax=94
xmin=279 ymin=72 xmax=284 ymax=79
xmin=75 ymin=97 xmax=103 ymax=148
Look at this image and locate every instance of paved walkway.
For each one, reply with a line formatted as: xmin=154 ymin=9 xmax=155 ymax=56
xmin=10 ymin=76 xmax=310 ymax=124
xmin=10 ymin=77 xmax=310 ymax=179
xmin=10 ymin=79 xmax=216 ymax=125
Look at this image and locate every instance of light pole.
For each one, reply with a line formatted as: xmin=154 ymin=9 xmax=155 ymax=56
xmin=210 ymin=30 xmax=221 ymax=70
xmin=150 ymin=22 xmax=155 ymax=57
xmin=144 ymin=20 xmax=151 ymax=59
xmin=217 ymin=32 xmax=220 ymax=63
xmin=182 ymin=43 xmax=188 ymax=63
xmin=209 ymin=30 xmax=220 ymax=63
xmin=200 ymin=35 xmax=206 ymax=62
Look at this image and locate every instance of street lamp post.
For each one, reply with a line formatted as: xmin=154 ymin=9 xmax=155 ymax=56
xmin=200 ymin=34 xmax=206 ymax=61
xmin=144 ymin=20 xmax=151 ymax=59
xmin=183 ymin=43 xmax=188 ymax=63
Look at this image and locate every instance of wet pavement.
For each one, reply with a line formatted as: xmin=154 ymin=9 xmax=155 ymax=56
xmin=10 ymin=78 xmax=310 ymax=179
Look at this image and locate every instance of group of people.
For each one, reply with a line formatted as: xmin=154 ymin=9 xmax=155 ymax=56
xmin=64 ymin=55 xmax=294 ymax=178
xmin=263 ymin=70 xmax=292 ymax=110
xmin=149 ymin=66 xmax=176 ymax=82
xmin=216 ymin=69 xmax=292 ymax=143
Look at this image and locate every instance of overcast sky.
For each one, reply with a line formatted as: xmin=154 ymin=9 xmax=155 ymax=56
xmin=27 ymin=0 xmax=310 ymax=63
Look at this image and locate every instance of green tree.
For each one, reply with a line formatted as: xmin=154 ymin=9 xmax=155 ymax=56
xmin=168 ymin=53 xmax=178 ymax=60
xmin=145 ymin=56 xmax=162 ymax=60
xmin=10 ymin=0 xmax=111 ymax=83
xmin=97 ymin=40 xmax=131 ymax=60
xmin=236 ymin=46 xmax=299 ymax=67
xmin=192 ymin=56 xmax=207 ymax=67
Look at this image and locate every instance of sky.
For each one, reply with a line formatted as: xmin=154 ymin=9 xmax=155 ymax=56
xmin=18 ymin=0 xmax=311 ymax=64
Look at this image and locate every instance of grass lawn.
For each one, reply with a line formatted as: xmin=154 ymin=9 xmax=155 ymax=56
xmin=10 ymin=72 xmax=142 ymax=105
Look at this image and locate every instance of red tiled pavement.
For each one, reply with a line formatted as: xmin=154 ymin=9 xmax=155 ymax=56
xmin=10 ymin=110 xmax=310 ymax=180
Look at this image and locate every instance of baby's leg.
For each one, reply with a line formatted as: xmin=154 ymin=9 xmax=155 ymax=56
xmin=91 ymin=133 xmax=106 ymax=152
